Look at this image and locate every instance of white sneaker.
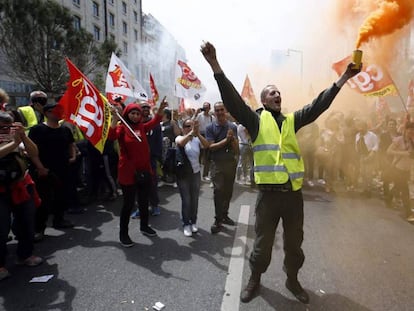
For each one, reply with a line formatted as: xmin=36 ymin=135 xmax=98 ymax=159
xmin=307 ymin=180 xmax=314 ymax=187
xmin=191 ymin=224 xmax=198 ymax=233
xmin=183 ymin=225 xmax=192 ymax=237
xmin=209 ymin=182 xmax=214 ymax=188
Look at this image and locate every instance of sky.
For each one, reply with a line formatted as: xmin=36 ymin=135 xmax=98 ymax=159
xmin=141 ymin=0 xmax=342 ymax=106
xmin=141 ymin=0 xmax=413 ymax=113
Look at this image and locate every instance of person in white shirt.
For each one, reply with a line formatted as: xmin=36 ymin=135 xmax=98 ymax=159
xmin=355 ymin=119 xmax=379 ymax=195
xmin=195 ymin=102 xmax=216 ymax=180
xmin=175 ymin=119 xmax=210 ymax=236
xmin=236 ymin=123 xmax=252 ymax=185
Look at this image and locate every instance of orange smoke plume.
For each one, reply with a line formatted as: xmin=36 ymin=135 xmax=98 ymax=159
xmin=356 ymin=0 xmax=414 ymax=48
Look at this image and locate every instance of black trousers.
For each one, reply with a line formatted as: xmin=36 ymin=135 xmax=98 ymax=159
xmin=34 ymin=171 xmax=68 ymax=232
xmin=119 ymin=172 xmax=151 ymax=238
xmin=249 ymin=189 xmax=305 ymax=279
xmin=210 ymin=159 xmax=237 ymax=222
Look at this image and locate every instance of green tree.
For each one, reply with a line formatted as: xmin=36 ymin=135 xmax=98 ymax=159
xmin=0 ymin=0 xmax=119 ymax=94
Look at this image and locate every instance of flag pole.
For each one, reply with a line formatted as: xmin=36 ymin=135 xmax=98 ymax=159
xmin=105 ymin=101 xmax=142 ymax=142
xmin=114 ymin=109 xmax=142 ymax=142
xmin=389 ymin=76 xmax=409 ymax=113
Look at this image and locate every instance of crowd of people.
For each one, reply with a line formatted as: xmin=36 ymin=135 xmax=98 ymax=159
xmin=1 ymin=46 xmax=413 ymax=305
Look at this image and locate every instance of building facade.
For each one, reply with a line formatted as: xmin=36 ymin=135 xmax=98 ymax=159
xmin=1 ymin=0 xmax=186 ymax=107
xmin=57 ymin=0 xmax=186 ymax=106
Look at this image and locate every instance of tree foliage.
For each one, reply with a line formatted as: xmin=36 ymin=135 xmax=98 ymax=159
xmin=0 ymin=0 xmax=119 ymax=94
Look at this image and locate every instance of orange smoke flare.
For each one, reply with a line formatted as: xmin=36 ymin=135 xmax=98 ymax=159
xmin=356 ymin=0 xmax=414 ymax=48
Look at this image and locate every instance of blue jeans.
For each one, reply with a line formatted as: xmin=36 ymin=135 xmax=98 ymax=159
xmin=177 ymin=171 xmax=200 ymax=226
xmin=0 ymin=185 xmax=36 ymax=266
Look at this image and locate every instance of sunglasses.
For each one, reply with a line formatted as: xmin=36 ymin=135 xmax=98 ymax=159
xmin=183 ymin=124 xmax=192 ymax=128
xmin=0 ymin=125 xmax=12 ymax=130
xmin=32 ymin=97 xmax=47 ymax=105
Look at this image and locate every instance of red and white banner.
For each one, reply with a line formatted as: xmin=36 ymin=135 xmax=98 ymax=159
xmin=105 ymin=52 xmax=148 ymax=102
xmin=174 ymin=60 xmax=206 ymax=102
xmin=60 ymin=58 xmax=112 ymax=153
xmin=241 ymin=75 xmax=260 ymax=110
xmin=149 ymin=73 xmax=159 ymax=106
xmin=332 ymin=55 xmax=397 ymax=97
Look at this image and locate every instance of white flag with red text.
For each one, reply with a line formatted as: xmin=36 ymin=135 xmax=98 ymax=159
xmin=174 ymin=60 xmax=206 ymax=102
xmin=332 ymin=55 xmax=397 ymax=97
xmin=105 ymin=53 xmax=148 ymax=102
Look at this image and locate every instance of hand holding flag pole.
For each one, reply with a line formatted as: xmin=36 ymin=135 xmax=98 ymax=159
xmin=109 ymin=103 xmax=142 ymax=142
xmin=108 ymin=96 xmax=168 ymax=143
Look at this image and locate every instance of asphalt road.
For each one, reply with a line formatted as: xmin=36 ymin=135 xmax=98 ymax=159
xmin=1 ymin=182 xmax=413 ymax=311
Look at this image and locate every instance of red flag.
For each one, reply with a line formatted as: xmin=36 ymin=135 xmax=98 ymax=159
xmin=241 ymin=75 xmax=259 ymax=110
xmin=60 ymin=58 xmax=112 ymax=153
xmin=149 ymin=73 xmax=159 ymax=106
xmin=332 ymin=55 xmax=397 ymax=97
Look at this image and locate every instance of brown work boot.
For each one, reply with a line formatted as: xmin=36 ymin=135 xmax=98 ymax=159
xmin=240 ymin=273 xmax=261 ymax=303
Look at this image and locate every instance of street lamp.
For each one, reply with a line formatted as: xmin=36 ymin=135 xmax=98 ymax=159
xmin=286 ymin=48 xmax=303 ymax=86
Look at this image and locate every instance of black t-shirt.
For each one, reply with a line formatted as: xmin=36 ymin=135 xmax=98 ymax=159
xmin=29 ymin=123 xmax=74 ymax=175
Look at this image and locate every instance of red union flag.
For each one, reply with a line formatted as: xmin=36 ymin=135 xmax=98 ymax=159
xmin=241 ymin=75 xmax=259 ymax=110
xmin=332 ymin=55 xmax=397 ymax=97
xmin=149 ymin=73 xmax=159 ymax=106
xmin=60 ymin=58 xmax=112 ymax=153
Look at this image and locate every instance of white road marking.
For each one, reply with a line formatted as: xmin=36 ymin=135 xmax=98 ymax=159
xmin=221 ymin=204 xmax=251 ymax=311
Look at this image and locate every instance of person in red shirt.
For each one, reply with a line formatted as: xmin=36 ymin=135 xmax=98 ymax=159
xmin=108 ymin=100 xmax=167 ymax=247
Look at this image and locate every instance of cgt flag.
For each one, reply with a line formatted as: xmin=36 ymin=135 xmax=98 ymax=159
xmin=174 ymin=60 xmax=206 ymax=101
xmin=241 ymin=75 xmax=260 ymax=110
xmin=60 ymin=58 xmax=112 ymax=153
xmin=149 ymin=73 xmax=159 ymax=106
xmin=106 ymin=52 xmax=148 ymax=102
xmin=332 ymin=55 xmax=397 ymax=97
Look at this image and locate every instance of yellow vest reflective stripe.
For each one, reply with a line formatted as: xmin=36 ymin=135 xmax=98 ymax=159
xmin=18 ymin=106 xmax=38 ymax=129
xmin=252 ymin=111 xmax=304 ymax=190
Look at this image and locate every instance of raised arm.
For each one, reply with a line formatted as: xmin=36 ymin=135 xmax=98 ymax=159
xmin=200 ymin=41 xmax=259 ymax=137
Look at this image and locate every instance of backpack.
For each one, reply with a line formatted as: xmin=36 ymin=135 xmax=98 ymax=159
xmin=174 ymin=146 xmax=193 ymax=178
xmin=0 ymin=152 xmax=26 ymax=185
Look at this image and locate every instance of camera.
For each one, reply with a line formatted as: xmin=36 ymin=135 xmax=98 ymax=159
xmin=200 ymin=107 xmax=205 ymax=112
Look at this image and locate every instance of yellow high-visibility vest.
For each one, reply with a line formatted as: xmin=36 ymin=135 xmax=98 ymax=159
xmin=18 ymin=106 xmax=38 ymax=129
xmin=252 ymin=111 xmax=304 ymax=190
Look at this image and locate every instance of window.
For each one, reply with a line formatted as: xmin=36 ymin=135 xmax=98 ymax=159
xmin=109 ymin=0 xmax=114 ymax=4
xmin=122 ymin=2 xmax=127 ymax=14
xmin=73 ymin=0 xmax=80 ymax=5
xmin=93 ymin=26 xmax=100 ymax=41
xmin=122 ymin=21 xmax=127 ymax=35
xmin=134 ymin=29 xmax=138 ymax=41
xmin=133 ymin=11 xmax=138 ymax=23
xmin=109 ymin=13 xmax=115 ymax=27
xmin=93 ymin=2 xmax=99 ymax=17
xmin=123 ymin=41 xmax=128 ymax=54
xmin=73 ymin=15 xmax=81 ymax=30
